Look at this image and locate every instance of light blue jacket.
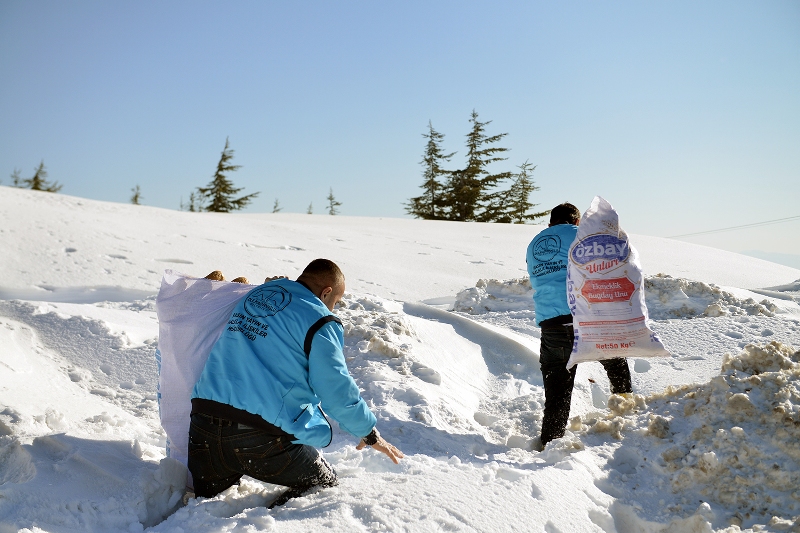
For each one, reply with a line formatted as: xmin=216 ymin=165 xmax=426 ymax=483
xmin=192 ymin=279 xmax=376 ymax=447
xmin=526 ymin=224 xmax=578 ymax=325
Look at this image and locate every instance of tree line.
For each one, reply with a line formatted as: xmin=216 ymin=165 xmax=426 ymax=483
xmin=5 ymin=161 xmax=62 ymax=192
xmin=5 ymin=139 xmax=343 ymax=215
xmin=181 ymin=137 xmax=342 ymax=215
xmin=406 ymin=110 xmax=548 ymax=224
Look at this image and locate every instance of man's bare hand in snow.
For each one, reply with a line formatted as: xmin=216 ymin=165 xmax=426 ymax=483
xmin=356 ymin=435 xmax=404 ymax=464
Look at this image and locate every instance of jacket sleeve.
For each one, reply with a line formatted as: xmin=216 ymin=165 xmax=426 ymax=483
xmin=307 ymin=321 xmax=377 ymax=438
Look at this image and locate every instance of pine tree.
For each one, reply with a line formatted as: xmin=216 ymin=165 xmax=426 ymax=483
xmin=180 ymin=191 xmax=202 ymax=212
xmin=272 ymin=199 xmax=282 ymax=213
xmin=441 ymin=111 xmax=511 ymax=221
xmin=466 ymin=110 xmax=512 ymax=222
xmin=406 ymin=121 xmax=455 ymax=220
xmin=197 ymin=138 xmax=259 ymax=212
xmin=495 ymin=161 xmax=549 ymax=224
xmin=24 ymin=161 xmax=62 ymax=192
xmin=9 ymin=168 xmax=23 ymax=187
xmin=130 ymin=185 xmax=142 ymax=205
xmin=307 ymin=202 xmax=313 ymax=214
xmin=407 ymin=112 xmax=544 ymax=223
xmin=326 ymin=188 xmax=341 ymax=215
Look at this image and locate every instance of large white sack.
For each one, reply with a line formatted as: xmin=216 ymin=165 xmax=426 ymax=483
xmin=155 ymin=270 xmax=255 ymax=477
xmin=566 ymin=197 xmax=670 ymax=368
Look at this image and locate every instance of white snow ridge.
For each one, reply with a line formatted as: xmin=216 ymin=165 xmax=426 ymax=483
xmin=1 ymin=185 xmax=800 ymax=532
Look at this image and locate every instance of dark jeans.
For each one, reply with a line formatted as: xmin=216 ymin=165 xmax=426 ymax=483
xmin=188 ymin=413 xmax=338 ymax=507
xmin=539 ymin=326 xmax=632 ymax=445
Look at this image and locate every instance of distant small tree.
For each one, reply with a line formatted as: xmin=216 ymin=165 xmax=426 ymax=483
xmin=326 ymin=188 xmax=341 ymax=215
xmin=197 ymin=137 xmax=259 ymax=212
xmin=130 ymin=185 xmax=142 ymax=205
xmin=24 ymin=161 xmax=62 ymax=192
xmin=496 ymin=161 xmax=549 ymax=224
xmin=180 ymin=191 xmax=203 ymax=212
xmin=307 ymin=202 xmax=313 ymax=214
xmin=10 ymin=168 xmax=23 ymax=187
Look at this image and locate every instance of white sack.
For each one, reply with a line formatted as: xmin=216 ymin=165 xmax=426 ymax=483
xmin=566 ymin=197 xmax=669 ymax=368
xmin=155 ymin=270 xmax=255 ymax=476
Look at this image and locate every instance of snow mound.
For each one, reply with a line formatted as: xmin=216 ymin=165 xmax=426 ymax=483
xmin=339 ymin=295 xmax=416 ymax=360
xmin=452 ymin=275 xmax=780 ymax=322
xmin=572 ymin=341 xmax=800 ymax=531
xmin=645 ymin=274 xmax=778 ymax=319
xmin=337 ymin=295 xmax=491 ymax=450
xmin=0 ymin=433 xmax=186 ymax=532
xmin=750 ymin=278 xmax=800 ymax=304
xmin=453 ymin=278 xmax=532 ymax=314
xmin=763 ymin=279 xmax=800 ymax=293
xmin=0 ymin=300 xmax=160 ymax=418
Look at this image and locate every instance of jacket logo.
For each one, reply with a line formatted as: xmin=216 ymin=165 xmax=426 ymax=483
xmin=532 ymin=234 xmax=561 ymax=262
xmin=244 ymin=286 xmax=291 ymax=318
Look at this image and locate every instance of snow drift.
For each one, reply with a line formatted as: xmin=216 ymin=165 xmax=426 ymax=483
xmin=1 ymin=186 xmax=800 ymax=532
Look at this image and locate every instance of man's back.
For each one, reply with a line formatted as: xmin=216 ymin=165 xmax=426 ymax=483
xmin=192 ymin=278 xmax=375 ymax=447
xmin=187 ymin=259 xmax=401 ymax=505
xmin=526 ymin=224 xmax=578 ymax=325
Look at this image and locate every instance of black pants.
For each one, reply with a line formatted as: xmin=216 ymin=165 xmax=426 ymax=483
xmin=539 ymin=326 xmax=632 ymax=446
xmin=188 ymin=413 xmax=338 ymax=507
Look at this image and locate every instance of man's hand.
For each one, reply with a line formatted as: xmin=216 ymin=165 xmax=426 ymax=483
xmin=204 ymin=271 xmax=251 ymax=284
xmin=356 ymin=435 xmax=404 ymax=464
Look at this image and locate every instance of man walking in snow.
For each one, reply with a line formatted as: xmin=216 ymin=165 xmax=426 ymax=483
xmin=527 ymin=203 xmax=633 ymax=448
xmin=189 ymin=259 xmax=403 ymax=506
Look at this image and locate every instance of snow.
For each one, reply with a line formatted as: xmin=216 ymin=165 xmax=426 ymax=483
xmin=1 ymin=185 xmax=800 ymax=532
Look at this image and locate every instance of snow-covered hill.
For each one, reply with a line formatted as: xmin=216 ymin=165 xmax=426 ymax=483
xmin=1 ymin=186 xmax=799 ymax=532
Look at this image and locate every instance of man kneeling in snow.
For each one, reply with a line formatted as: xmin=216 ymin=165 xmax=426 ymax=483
xmin=189 ymin=258 xmax=403 ymax=506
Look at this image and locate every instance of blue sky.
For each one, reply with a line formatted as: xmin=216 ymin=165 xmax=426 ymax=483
xmin=1 ymin=1 xmax=798 ymax=260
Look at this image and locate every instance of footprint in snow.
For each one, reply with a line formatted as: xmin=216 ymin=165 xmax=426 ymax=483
xmin=474 ymin=412 xmax=500 ymax=426
xmin=633 ymin=359 xmax=651 ymax=373
xmin=411 ymin=362 xmax=442 ymax=385
xmin=590 ymin=381 xmax=608 ymax=408
xmin=155 ymin=258 xmax=194 ymax=264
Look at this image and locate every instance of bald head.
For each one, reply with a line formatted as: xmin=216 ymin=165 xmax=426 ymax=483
xmin=297 ymin=259 xmax=345 ymax=311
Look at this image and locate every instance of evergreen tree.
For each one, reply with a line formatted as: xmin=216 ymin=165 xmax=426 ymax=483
xmin=406 ymin=121 xmax=455 ymax=220
xmin=9 ymin=168 xmax=24 ymax=187
xmin=495 ymin=161 xmax=549 ymax=224
xmin=326 ymin=188 xmax=341 ymax=215
xmin=180 ymin=191 xmax=202 ymax=212
xmin=441 ymin=110 xmax=511 ymax=221
xmin=130 ymin=185 xmax=142 ymax=205
xmin=272 ymin=198 xmax=282 ymax=213
xmin=197 ymin=138 xmax=259 ymax=212
xmin=406 ymin=112 xmax=545 ymax=223
xmin=307 ymin=202 xmax=313 ymax=214
xmin=24 ymin=161 xmax=62 ymax=192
